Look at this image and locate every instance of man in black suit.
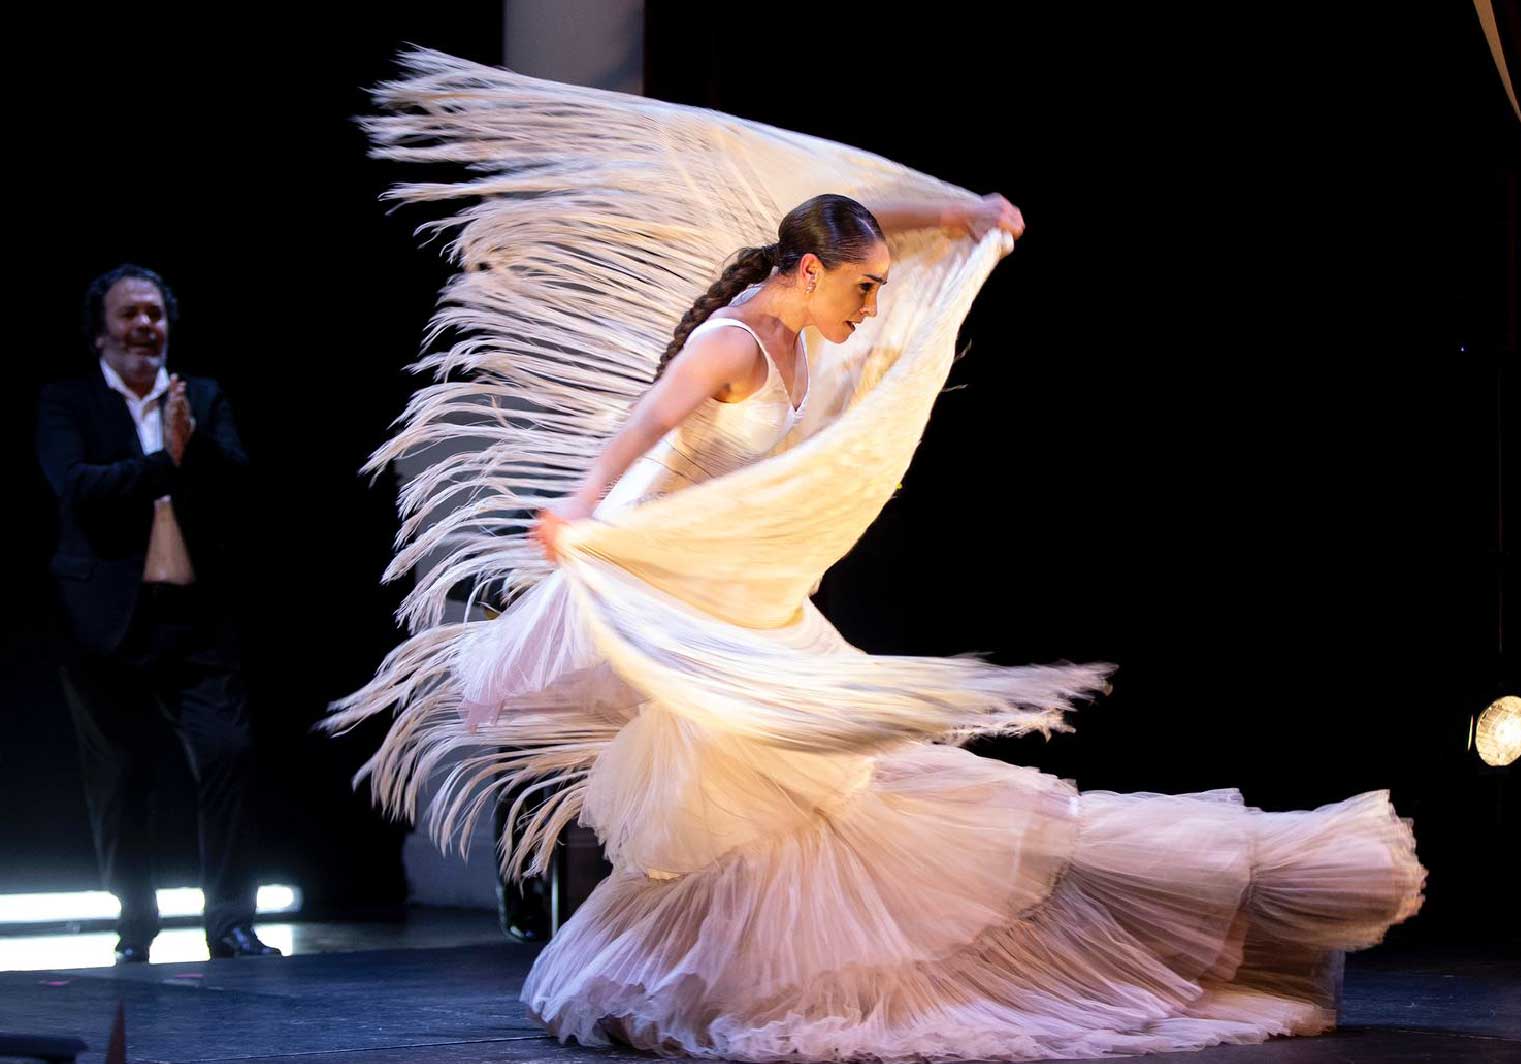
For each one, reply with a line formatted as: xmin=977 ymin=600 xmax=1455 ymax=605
xmin=36 ymin=264 xmax=279 ymax=963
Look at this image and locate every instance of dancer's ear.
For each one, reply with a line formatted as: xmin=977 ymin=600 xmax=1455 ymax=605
xmin=799 ymin=252 xmax=822 ymax=293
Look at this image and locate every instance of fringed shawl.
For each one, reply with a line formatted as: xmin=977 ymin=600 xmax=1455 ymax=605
xmin=324 ymin=49 xmax=1114 ymax=878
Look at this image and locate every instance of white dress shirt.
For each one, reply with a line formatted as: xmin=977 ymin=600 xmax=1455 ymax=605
xmin=98 ymin=358 xmax=197 ymax=586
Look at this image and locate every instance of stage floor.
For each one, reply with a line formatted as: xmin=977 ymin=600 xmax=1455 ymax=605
xmin=2 ymin=911 xmax=1516 ymax=1063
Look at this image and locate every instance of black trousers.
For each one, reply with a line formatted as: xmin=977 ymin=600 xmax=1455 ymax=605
xmin=56 ymin=582 xmax=258 ymax=944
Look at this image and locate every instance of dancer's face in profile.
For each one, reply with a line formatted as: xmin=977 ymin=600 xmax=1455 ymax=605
xmin=97 ymin=278 xmax=169 ymax=396
xmin=805 ymin=240 xmax=890 ymax=344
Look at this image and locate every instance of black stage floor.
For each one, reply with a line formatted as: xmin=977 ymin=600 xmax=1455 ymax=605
xmin=2 ymin=915 xmax=1516 ymax=1063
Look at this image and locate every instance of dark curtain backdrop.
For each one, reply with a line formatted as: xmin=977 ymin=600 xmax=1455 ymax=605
xmin=10 ymin=8 xmax=505 ymax=915
xmin=647 ymin=3 xmax=1518 ymax=944
xmin=7 ymin=4 xmax=1516 ymax=942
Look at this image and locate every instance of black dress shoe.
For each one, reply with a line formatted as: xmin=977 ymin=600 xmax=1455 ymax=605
xmin=113 ymin=941 xmax=150 ymax=964
xmin=207 ymin=926 xmax=282 ymax=958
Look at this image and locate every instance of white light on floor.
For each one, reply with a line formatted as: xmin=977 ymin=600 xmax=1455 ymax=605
xmin=0 ymin=924 xmax=297 ymax=972
xmin=257 ymin=884 xmax=300 ymax=914
xmin=157 ymin=887 xmax=205 ymax=918
xmin=0 ymin=891 xmax=119 ymax=923
xmin=0 ymin=885 xmax=302 ymax=924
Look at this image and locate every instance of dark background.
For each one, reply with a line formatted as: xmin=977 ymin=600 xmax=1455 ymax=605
xmin=8 ymin=5 xmax=1516 ymax=945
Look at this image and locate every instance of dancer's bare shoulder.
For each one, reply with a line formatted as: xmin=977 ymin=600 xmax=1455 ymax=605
xmin=663 ymin=324 xmax=768 ymax=406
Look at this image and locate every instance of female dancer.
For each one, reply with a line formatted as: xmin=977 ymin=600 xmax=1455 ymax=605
xmin=328 ymin=50 xmax=1425 ymax=1062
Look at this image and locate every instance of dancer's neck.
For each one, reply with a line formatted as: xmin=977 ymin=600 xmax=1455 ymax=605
xmin=728 ymin=279 xmax=809 ymax=349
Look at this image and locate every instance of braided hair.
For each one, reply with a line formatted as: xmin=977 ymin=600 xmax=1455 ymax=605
xmin=653 ymin=194 xmax=884 ymax=381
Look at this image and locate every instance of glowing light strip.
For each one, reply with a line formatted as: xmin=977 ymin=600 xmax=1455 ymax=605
xmin=0 ymin=885 xmax=301 ymax=924
xmin=0 ymin=925 xmax=297 ymax=972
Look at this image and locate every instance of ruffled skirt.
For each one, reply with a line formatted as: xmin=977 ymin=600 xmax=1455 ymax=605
xmin=513 ymin=634 xmax=1425 ymax=1061
xmin=425 ymin=560 xmax=1430 ymax=1062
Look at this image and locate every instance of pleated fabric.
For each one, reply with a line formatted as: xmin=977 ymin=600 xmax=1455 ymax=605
xmin=323 ymin=49 xmax=1427 ymax=1061
xmin=527 ymin=750 xmax=1424 ymax=1062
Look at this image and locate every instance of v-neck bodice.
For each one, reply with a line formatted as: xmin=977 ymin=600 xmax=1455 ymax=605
xmin=698 ymin=317 xmax=810 ymax=416
xmin=595 ymin=295 xmax=811 ymax=517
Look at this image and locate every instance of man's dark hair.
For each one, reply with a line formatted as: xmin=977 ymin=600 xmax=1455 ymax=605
xmin=82 ymin=264 xmax=180 ymax=350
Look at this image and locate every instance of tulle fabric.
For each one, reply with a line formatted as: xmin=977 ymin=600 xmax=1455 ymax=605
xmin=469 ymin=291 xmax=1425 ymax=1062
xmin=333 ymin=54 xmax=1427 ymax=1060
xmin=433 ymin=283 xmax=1424 ymax=1061
xmin=524 ymin=736 xmax=1426 ymax=1062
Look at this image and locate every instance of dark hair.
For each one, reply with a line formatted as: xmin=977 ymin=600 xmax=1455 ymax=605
xmin=82 ymin=264 xmax=179 ymax=350
xmin=654 ymin=194 xmax=884 ymax=380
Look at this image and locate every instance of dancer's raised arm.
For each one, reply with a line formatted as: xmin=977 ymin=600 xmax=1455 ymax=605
xmin=531 ymin=326 xmax=763 ymax=561
xmin=866 ymin=193 xmax=1026 ymax=242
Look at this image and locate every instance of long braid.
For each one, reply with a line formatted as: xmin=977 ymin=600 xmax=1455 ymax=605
xmin=653 ymin=244 xmax=777 ymax=381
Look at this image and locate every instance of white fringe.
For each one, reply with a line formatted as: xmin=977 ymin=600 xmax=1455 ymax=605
xmin=322 ymin=48 xmax=1113 ymax=881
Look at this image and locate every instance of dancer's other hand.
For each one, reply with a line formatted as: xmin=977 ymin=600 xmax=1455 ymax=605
xmin=953 ymin=193 xmax=1025 ymax=244
xmin=531 ymin=495 xmax=597 ymax=564
xmin=165 ymin=374 xmax=195 ymax=465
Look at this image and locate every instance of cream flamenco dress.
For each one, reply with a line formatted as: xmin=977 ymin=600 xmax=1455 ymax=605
xmin=325 ymin=49 xmax=1426 ymax=1062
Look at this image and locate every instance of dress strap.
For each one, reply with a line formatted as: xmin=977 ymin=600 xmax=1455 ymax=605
xmin=691 ymin=319 xmax=808 ymax=414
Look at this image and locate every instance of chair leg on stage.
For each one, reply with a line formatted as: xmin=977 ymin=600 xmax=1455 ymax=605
xmin=493 ymin=776 xmax=611 ymax=941
xmin=493 ymin=789 xmax=553 ymax=943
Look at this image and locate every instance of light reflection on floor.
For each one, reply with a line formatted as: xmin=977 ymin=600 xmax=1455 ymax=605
xmin=0 ymin=909 xmax=508 ymax=972
xmin=0 ymin=924 xmax=296 ymax=971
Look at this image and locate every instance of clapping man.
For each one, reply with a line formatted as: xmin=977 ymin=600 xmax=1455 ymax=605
xmin=36 ymin=265 xmax=278 ymax=963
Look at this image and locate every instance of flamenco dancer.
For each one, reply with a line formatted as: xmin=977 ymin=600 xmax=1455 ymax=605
xmin=326 ymin=50 xmax=1426 ymax=1061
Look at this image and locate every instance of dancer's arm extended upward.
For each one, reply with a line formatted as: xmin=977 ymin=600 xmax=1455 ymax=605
xmin=531 ymin=327 xmax=761 ymax=561
xmin=866 ymin=193 xmax=1025 ymax=241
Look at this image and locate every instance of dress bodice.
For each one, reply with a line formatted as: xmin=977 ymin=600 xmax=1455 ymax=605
xmin=596 ymin=288 xmax=810 ymax=516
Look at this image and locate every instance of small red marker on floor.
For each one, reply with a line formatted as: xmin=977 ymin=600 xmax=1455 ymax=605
xmin=105 ymin=1001 xmax=126 ymax=1064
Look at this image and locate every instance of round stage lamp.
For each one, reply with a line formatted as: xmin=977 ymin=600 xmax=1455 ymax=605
xmin=1475 ymin=695 xmax=1521 ymax=767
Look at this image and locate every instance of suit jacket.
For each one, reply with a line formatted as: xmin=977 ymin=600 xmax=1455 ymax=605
xmin=36 ymin=372 xmax=250 ymax=656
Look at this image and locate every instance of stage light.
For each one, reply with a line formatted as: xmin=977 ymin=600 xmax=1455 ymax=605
xmin=257 ymin=884 xmax=300 ymax=914
xmin=0 ymin=885 xmax=302 ymax=925
xmin=0 ymin=925 xmax=298 ymax=972
xmin=0 ymin=892 xmax=117 ymax=923
xmin=1475 ymin=695 xmax=1521 ymax=767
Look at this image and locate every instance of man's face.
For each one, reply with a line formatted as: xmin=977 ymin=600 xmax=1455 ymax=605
xmin=97 ymin=278 xmax=168 ymax=392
